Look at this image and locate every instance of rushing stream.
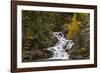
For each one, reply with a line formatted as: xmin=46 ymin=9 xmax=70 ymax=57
xmin=47 ymin=32 xmax=74 ymax=60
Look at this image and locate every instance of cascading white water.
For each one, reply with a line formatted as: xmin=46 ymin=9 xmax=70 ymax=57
xmin=47 ymin=32 xmax=74 ymax=59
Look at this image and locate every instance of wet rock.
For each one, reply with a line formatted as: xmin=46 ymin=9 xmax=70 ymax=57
xmin=31 ymin=49 xmax=53 ymax=60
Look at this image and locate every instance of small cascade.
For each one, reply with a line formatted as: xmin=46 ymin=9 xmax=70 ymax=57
xmin=47 ymin=32 xmax=74 ymax=59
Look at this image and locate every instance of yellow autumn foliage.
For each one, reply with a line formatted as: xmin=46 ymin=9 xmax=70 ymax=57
xmin=67 ymin=14 xmax=81 ymax=39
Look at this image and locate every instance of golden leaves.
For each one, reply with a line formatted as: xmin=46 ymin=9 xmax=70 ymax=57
xmin=67 ymin=14 xmax=81 ymax=39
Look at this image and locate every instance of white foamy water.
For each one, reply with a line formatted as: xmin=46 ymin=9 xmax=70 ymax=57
xmin=47 ymin=32 xmax=74 ymax=60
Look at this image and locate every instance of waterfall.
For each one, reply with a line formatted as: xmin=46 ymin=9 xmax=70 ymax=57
xmin=47 ymin=32 xmax=74 ymax=60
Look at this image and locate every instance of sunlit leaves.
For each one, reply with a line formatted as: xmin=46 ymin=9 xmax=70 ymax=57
xmin=67 ymin=14 xmax=81 ymax=39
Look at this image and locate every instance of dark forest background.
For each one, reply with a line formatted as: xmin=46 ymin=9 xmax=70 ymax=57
xmin=22 ymin=10 xmax=90 ymax=62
